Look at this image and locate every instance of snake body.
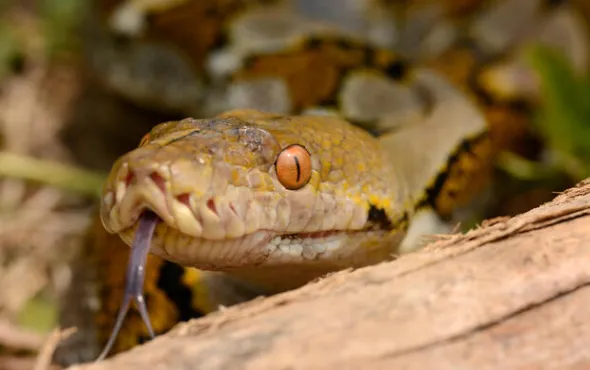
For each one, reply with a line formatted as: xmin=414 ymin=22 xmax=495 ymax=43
xmin=55 ymin=0 xmax=589 ymax=365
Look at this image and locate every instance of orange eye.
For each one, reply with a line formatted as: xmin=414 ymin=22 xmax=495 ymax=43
xmin=275 ymin=144 xmax=312 ymax=190
xmin=139 ymin=133 xmax=151 ymax=147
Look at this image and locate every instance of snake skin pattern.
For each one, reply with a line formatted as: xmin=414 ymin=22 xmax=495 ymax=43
xmin=54 ymin=0 xmax=589 ymax=365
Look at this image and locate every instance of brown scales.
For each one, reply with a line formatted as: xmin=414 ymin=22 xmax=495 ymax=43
xmin=233 ymin=36 xmax=410 ymax=112
xmin=97 ymin=0 xmax=284 ymax=73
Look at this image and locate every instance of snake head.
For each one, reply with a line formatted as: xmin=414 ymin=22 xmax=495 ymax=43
xmin=101 ymin=109 xmax=407 ymax=273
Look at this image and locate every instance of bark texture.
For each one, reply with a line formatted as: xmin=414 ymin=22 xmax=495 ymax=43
xmin=69 ymin=180 xmax=590 ymax=370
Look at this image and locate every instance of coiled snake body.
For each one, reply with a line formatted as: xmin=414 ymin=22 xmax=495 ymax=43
xmin=55 ymin=0 xmax=589 ymax=365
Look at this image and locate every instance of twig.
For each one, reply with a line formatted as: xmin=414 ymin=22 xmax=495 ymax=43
xmin=33 ymin=327 xmax=76 ymax=370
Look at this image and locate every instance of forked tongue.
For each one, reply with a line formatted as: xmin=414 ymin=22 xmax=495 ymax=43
xmin=96 ymin=211 xmax=159 ymax=361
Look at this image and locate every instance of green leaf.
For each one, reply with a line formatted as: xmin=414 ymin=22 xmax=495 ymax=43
xmin=40 ymin=0 xmax=87 ymax=56
xmin=17 ymin=293 xmax=57 ymax=334
xmin=526 ymin=45 xmax=590 ymax=180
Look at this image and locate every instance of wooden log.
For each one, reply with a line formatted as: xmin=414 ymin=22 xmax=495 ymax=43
xmin=69 ymin=180 xmax=590 ymax=370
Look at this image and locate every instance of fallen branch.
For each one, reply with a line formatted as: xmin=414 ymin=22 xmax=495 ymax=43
xmin=69 ymin=180 xmax=590 ymax=370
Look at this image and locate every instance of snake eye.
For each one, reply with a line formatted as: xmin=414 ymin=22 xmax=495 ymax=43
xmin=275 ymin=144 xmax=312 ymax=190
xmin=139 ymin=133 xmax=151 ymax=147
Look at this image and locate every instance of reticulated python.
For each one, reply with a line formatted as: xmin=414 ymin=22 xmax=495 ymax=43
xmin=55 ymin=0 xmax=589 ymax=365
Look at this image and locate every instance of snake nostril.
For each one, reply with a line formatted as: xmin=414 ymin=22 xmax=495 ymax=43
xmin=177 ymin=193 xmax=191 ymax=207
xmin=206 ymin=198 xmax=217 ymax=215
xmin=150 ymin=172 xmax=166 ymax=193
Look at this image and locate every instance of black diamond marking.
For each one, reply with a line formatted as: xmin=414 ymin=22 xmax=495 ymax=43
xmin=156 ymin=261 xmax=203 ymax=322
xmin=367 ymin=204 xmax=393 ymax=230
xmin=419 ymin=132 xmax=489 ymax=217
xmin=383 ymin=59 xmax=409 ymax=80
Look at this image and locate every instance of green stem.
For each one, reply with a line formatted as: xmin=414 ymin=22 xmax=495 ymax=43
xmin=0 ymin=151 xmax=106 ymax=198
xmin=495 ymin=151 xmax=559 ymax=181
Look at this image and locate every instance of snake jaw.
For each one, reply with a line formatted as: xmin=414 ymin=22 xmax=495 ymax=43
xmin=103 ymin=167 xmax=398 ymax=271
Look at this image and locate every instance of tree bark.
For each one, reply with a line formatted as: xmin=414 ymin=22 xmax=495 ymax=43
xmin=69 ymin=180 xmax=590 ymax=370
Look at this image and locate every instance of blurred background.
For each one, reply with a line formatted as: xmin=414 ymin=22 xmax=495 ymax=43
xmin=1 ymin=1 xmax=590 ymax=368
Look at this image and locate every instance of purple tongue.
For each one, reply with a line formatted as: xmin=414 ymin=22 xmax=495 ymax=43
xmin=96 ymin=211 xmax=159 ymax=361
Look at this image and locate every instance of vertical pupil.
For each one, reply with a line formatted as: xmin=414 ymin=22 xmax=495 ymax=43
xmin=294 ymin=155 xmax=301 ymax=182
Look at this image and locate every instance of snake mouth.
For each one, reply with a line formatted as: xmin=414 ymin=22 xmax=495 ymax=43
xmin=101 ymin=167 xmax=337 ymax=269
xmin=106 ymin=195 xmax=392 ymax=273
xmin=102 ymin=187 xmax=334 ymax=270
xmin=114 ymin=205 xmax=371 ymax=271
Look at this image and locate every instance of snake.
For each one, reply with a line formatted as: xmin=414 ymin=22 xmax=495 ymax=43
xmin=54 ymin=0 xmax=589 ymax=365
